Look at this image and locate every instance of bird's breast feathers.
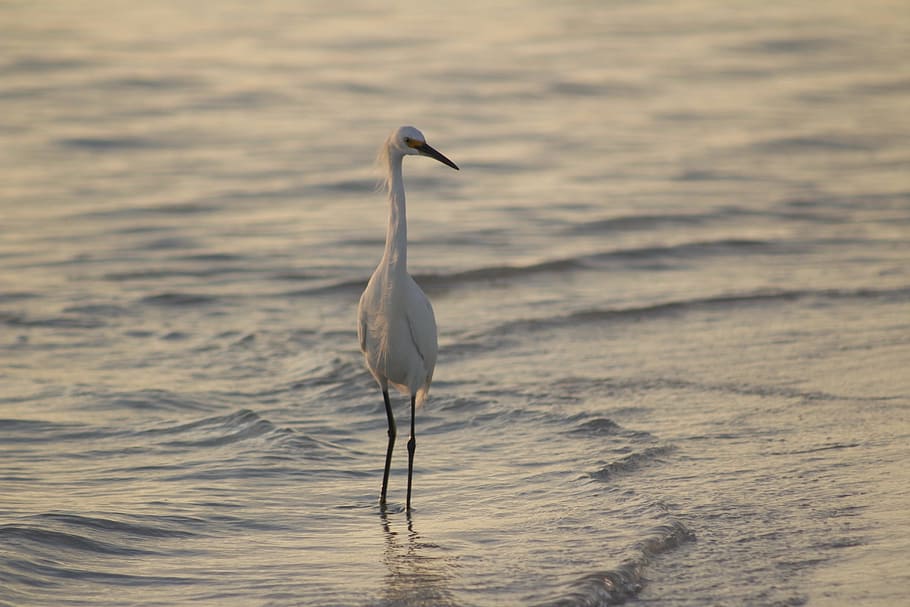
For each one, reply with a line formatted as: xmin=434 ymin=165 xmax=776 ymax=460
xmin=358 ymin=272 xmax=437 ymax=392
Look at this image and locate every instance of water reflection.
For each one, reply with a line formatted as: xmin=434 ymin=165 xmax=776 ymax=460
xmin=378 ymin=510 xmax=458 ymax=607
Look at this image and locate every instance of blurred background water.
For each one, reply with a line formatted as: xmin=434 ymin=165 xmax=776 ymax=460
xmin=2 ymin=1 xmax=909 ymax=605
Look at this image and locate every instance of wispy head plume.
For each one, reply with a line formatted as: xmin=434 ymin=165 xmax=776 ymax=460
xmin=374 ymin=133 xmax=393 ymax=194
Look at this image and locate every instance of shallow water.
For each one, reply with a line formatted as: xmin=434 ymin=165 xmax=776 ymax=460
xmin=2 ymin=1 xmax=909 ymax=605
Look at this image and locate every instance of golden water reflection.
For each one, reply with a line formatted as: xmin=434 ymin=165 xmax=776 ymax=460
xmin=378 ymin=510 xmax=459 ymax=607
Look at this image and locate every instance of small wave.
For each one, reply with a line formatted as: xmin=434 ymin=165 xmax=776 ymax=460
xmin=483 ymin=286 xmax=910 ymax=337
xmin=310 ymin=177 xmax=376 ymax=193
xmin=589 ymin=445 xmax=677 ymax=482
xmin=285 ymin=277 xmax=367 ymax=297
xmin=286 ymin=357 xmax=368 ymax=398
xmin=56 ymin=135 xmax=168 ymax=152
xmin=551 ymin=375 xmax=868 ymax=408
xmin=751 ymin=134 xmax=876 ymax=153
xmin=136 ymin=236 xmax=199 ymax=251
xmin=34 ymin=513 xmax=199 ymax=539
xmin=0 ymin=311 xmax=106 ymax=329
xmin=190 ymin=89 xmax=293 ymax=111
xmin=0 ymin=511 xmax=205 ymax=595
xmin=138 ymin=292 xmax=220 ymax=306
xmin=136 ymin=409 xmax=356 ymax=462
xmin=0 ymin=525 xmax=154 ymax=557
xmin=0 ymin=292 xmax=37 ymax=303
xmin=107 ymin=266 xmax=252 ymax=281
xmin=567 ymin=418 xmax=621 ymax=437
xmin=563 ymin=213 xmax=709 ymax=236
xmin=673 ymin=169 xmax=757 ymax=182
xmin=0 ymin=417 xmax=127 ymax=444
xmin=735 ymin=35 xmax=840 ymax=55
xmin=268 ymin=428 xmax=361 ymax=461
xmin=180 ymin=253 xmax=245 ymax=263
xmin=284 ymin=257 xmax=586 ymax=297
xmin=97 ymin=75 xmax=200 ymax=91
xmin=564 ymin=415 xmax=657 ymax=442
xmin=770 ymin=441 xmax=862 ymax=456
xmin=849 ymin=77 xmax=910 ymax=97
xmin=548 ymin=78 xmax=647 ymax=98
xmin=0 ymin=556 xmax=200 ymax=589
xmin=598 ymin=239 xmax=775 ymax=261
xmin=419 ymin=240 xmax=772 ymax=289
xmin=5 ymin=56 xmax=93 ymax=73
xmin=414 ymin=257 xmax=587 ymax=290
xmin=541 ymin=520 xmax=694 ymax=606
xmin=82 ymin=201 xmax=218 ymax=220
xmin=290 ymin=239 xmax=786 ymax=298
xmin=89 ymin=389 xmax=217 ymax=413
xmin=152 ymin=409 xmax=275 ymax=449
xmin=61 ymin=303 xmax=131 ymax=317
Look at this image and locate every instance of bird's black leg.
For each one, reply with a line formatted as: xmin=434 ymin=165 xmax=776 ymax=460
xmin=406 ymin=393 xmax=416 ymax=511
xmin=381 ymin=390 xmax=396 ymax=506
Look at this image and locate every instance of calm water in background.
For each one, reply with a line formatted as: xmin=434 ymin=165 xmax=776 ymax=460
xmin=2 ymin=1 xmax=909 ymax=605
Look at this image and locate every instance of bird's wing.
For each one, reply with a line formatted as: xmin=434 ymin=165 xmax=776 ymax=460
xmin=405 ymin=276 xmax=438 ymax=380
xmin=357 ymin=290 xmax=369 ymax=354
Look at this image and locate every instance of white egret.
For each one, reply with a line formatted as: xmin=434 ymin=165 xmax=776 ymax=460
xmin=357 ymin=126 xmax=459 ymax=511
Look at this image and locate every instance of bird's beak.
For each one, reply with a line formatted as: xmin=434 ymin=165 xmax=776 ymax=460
xmin=416 ymin=141 xmax=459 ymax=170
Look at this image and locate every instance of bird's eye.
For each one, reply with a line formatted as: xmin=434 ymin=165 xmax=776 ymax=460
xmin=403 ymin=137 xmax=411 ymax=144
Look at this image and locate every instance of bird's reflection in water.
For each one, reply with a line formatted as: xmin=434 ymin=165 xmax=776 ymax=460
xmin=378 ymin=509 xmax=458 ymax=607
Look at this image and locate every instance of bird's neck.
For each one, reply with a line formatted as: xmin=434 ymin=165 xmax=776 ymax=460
xmin=382 ymin=153 xmax=407 ymax=271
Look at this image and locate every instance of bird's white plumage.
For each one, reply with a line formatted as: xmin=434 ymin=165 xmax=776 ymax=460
xmin=358 ymin=126 xmax=455 ymax=407
xmin=358 ymin=264 xmax=437 ymax=405
xmin=357 ymin=126 xmax=458 ymax=509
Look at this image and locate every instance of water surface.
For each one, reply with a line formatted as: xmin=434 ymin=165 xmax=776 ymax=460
xmin=2 ymin=1 xmax=909 ymax=605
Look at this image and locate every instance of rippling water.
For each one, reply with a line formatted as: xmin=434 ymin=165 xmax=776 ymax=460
xmin=3 ymin=1 xmax=909 ymax=605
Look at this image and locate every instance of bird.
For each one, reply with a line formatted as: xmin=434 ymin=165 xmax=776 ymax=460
xmin=357 ymin=126 xmax=459 ymax=511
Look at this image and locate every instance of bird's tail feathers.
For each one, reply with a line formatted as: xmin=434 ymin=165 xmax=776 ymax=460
xmin=415 ymin=385 xmax=430 ymax=409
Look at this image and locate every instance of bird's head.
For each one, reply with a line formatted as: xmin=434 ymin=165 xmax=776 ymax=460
xmin=390 ymin=126 xmax=459 ymax=170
